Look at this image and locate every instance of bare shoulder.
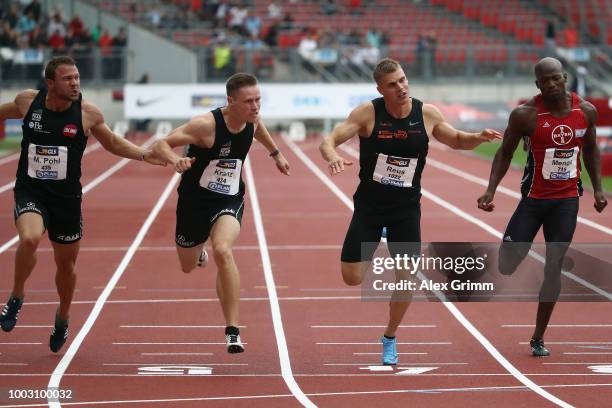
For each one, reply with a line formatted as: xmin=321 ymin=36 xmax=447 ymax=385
xmin=81 ymin=99 xmax=104 ymax=119
xmin=578 ymin=99 xmax=597 ymax=124
xmin=510 ymin=99 xmax=537 ymax=121
xmin=349 ymin=101 xmax=374 ymax=122
xmin=185 ymin=112 xmax=215 ymax=134
xmin=422 ymin=103 xmax=444 ymax=120
xmin=14 ymin=89 xmax=38 ymax=109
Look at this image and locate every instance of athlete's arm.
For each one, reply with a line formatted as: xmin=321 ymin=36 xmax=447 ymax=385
xmin=477 ymin=105 xmax=534 ymax=211
xmin=0 ymin=89 xmax=37 ymax=120
xmin=151 ymin=114 xmax=214 ymax=173
xmin=84 ymin=101 xmax=164 ymax=166
xmin=253 ymin=119 xmax=290 ymax=175
xmin=319 ymin=102 xmax=371 ymax=175
xmin=580 ymin=101 xmax=608 ymax=213
xmin=424 ymin=104 xmax=501 ymax=150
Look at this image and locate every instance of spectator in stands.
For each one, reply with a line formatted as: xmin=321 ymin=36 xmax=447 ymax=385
xmin=215 ymin=1 xmax=229 ymax=28
xmin=267 ymin=2 xmax=282 ymax=20
xmin=68 ymin=14 xmax=85 ymax=38
xmin=244 ymin=32 xmax=264 ymax=50
xmin=47 ymin=12 xmax=66 ymax=39
xmin=349 ymin=0 xmax=362 ymax=16
xmin=17 ymin=10 xmax=36 ymax=38
xmin=281 ymin=11 xmax=294 ymax=29
xmin=48 ymin=29 xmax=66 ymax=52
xmin=28 ymin=25 xmax=45 ymax=49
xmin=0 ymin=21 xmax=17 ymax=48
xmin=23 ymin=0 xmax=42 ymax=23
xmin=245 ymin=12 xmax=261 ymax=38
xmin=228 ymin=4 xmax=248 ymax=35
xmin=298 ymin=29 xmax=318 ymax=66
xmin=571 ymin=65 xmax=588 ymax=98
xmin=112 ymin=27 xmax=127 ymax=47
xmin=134 ymin=73 xmax=152 ymax=132
xmin=322 ymin=0 xmax=339 ymax=16
xmin=214 ymin=40 xmax=233 ymax=77
xmin=5 ymin=4 xmax=19 ymax=30
xmin=563 ymin=23 xmax=578 ymax=48
xmin=545 ymin=18 xmax=556 ymax=56
xmin=263 ymin=20 xmax=279 ymax=47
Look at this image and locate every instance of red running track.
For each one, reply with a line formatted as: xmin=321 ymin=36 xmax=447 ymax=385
xmin=0 ymin=134 xmax=610 ymax=407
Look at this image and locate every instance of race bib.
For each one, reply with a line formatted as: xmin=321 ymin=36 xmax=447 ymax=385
xmin=27 ymin=144 xmax=68 ymax=180
xmin=542 ymin=147 xmax=578 ymax=180
xmin=200 ymin=159 xmax=243 ymax=195
xmin=372 ymin=154 xmax=417 ymax=188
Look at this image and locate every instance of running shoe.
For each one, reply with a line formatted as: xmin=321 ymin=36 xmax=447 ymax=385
xmin=226 ymin=333 xmax=245 ymax=353
xmin=49 ymin=321 xmax=69 ymax=353
xmin=197 ymin=249 xmax=209 ymax=268
xmin=530 ymin=338 xmax=550 ymax=357
xmin=0 ymin=297 xmax=23 ymax=332
xmin=381 ymin=336 xmax=398 ymax=365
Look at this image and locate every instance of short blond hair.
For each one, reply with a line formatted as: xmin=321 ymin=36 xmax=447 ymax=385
xmin=373 ymin=58 xmax=401 ymax=84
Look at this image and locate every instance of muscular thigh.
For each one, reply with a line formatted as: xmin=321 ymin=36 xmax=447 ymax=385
xmin=341 ymin=210 xmax=383 ymax=263
xmin=542 ymin=197 xmax=578 ymax=242
xmin=503 ymin=198 xmax=545 ymax=243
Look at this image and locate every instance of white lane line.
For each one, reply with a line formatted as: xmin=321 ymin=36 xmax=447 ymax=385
xmin=286 ymin=137 xmax=576 ymax=408
xmin=11 ymin=325 xmax=53 ymax=328
xmin=1 ymin=383 xmax=610 ymax=408
xmin=354 ymin=352 xmax=428 ymax=355
xmin=113 ymin=342 xmax=240 ymax=345
xmin=504 ymin=324 xmax=612 ymax=328
xmin=324 ymin=362 xmax=467 ymax=366
xmin=317 ymin=342 xmax=451 ymax=345
xmin=120 ymin=325 xmax=246 ymax=328
xmin=103 ymin=363 xmax=247 ymax=366
xmin=2 ymin=244 xmax=343 ymax=253
xmin=244 ymin=157 xmax=315 ymax=408
xmin=0 ymin=143 xmax=102 ymax=194
xmin=141 ymin=353 xmax=213 ymax=356
xmin=0 ymin=363 xmax=28 ymax=366
xmin=312 ymin=325 xmax=436 ymax=328
xmin=520 ymin=342 xmax=612 ymax=345
xmin=0 ymin=151 xmax=21 ymax=166
xmin=413 ymin=147 xmax=612 ymax=235
xmin=0 ymin=342 xmax=42 ymax=345
xmin=544 ymin=362 xmax=612 ymax=365
xmin=47 ymin=173 xmax=180 ymax=408
xmin=0 ymin=137 xmax=156 ymax=255
xmin=564 ymin=353 xmax=612 ymax=355
xmin=337 ymin=143 xmax=611 ymax=300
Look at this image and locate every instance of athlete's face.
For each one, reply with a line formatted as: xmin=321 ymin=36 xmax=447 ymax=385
xmin=228 ymin=85 xmax=261 ymax=123
xmin=535 ymin=67 xmax=567 ymax=99
xmin=47 ymin=64 xmax=80 ymax=102
xmin=377 ymin=68 xmax=409 ymax=105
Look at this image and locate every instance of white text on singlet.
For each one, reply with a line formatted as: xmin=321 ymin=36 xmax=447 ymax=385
xmin=542 ymin=147 xmax=578 ymax=180
xmin=200 ymin=159 xmax=243 ymax=195
xmin=372 ymin=154 xmax=417 ymax=188
xmin=27 ymin=144 xmax=68 ymax=180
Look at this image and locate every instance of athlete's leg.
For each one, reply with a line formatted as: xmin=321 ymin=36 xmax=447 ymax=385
xmin=210 ymin=215 xmax=241 ymax=327
xmin=499 ymin=198 xmax=543 ymax=275
xmin=176 ymin=243 xmax=206 ymax=273
xmin=12 ymin=213 xmax=45 ymax=298
xmin=340 ymin=210 xmax=383 ymax=286
xmin=51 ymin=241 xmax=80 ymax=321
xmin=532 ymin=198 xmax=578 ymax=341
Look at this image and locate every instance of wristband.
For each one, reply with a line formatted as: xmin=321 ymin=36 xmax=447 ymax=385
xmin=269 ymin=149 xmax=280 ymax=157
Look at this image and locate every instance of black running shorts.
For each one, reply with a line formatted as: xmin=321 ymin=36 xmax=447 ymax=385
xmin=341 ymin=201 xmax=421 ymax=263
xmin=13 ymin=187 xmax=82 ymax=244
xmin=175 ymin=194 xmax=245 ymax=248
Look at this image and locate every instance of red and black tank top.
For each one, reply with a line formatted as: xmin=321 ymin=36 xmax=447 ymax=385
xmin=521 ymin=92 xmax=588 ymax=199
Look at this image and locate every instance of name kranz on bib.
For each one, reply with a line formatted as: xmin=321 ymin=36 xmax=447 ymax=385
xmin=542 ymin=147 xmax=578 ymax=180
xmin=372 ymin=154 xmax=417 ymax=187
xmin=27 ymin=144 xmax=68 ymax=180
xmin=200 ymin=159 xmax=243 ymax=195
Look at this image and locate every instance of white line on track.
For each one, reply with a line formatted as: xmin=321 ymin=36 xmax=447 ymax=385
xmin=46 ymin=173 xmax=180 ymax=408
xmin=120 ymin=325 xmax=246 ymax=328
xmin=1 ymin=383 xmax=610 ymax=408
xmin=113 ymin=342 xmax=238 ymax=345
xmin=244 ymin=157 xmax=316 ymax=408
xmin=504 ymin=324 xmax=612 ymax=328
xmin=353 ymin=352 xmax=428 ymax=355
xmin=324 ymin=362 xmax=467 ymax=366
xmin=0 ymin=137 xmax=156 ymax=255
xmin=0 ymin=342 xmax=42 ymax=345
xmin=564 ymin=352 xmax=612 ymax=355
xmin=285 ymin=136 xmax=576 ymax=408
xmin=519 ymin=342 xmax=612 ymax=345
xmin=140 ymin=352 xmax=213 ymax=356
xmin=312 ymin=325 xmax=436 ymax=328
xmin=317 ymin=342 xmax=451 ymax=345
xmin=103 ymin=363 xmax=248 ymax=366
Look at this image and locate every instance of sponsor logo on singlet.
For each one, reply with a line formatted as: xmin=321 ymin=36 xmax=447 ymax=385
xmin=36 ymin=146 xmax=59 ymax=156
xmin=551 ymin=125 xmax=573 ymax=145
xmin=62 ymin=124 xmax=78 ymax=138
xmin=386 ymin=157 xmax=410 ymax=167
xmin=217 ymin=160 xmax=237 ymax=169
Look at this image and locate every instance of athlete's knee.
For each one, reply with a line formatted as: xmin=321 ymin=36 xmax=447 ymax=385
xmin=498 ymin=243 xmax=529 ymax=276
xmin=19 ymin=233 xmax=42 ymax=250
xmin=212 ymin=243 xmax=234 ymax=267
xmin=341 ymin=263 xmax=363 ymax=286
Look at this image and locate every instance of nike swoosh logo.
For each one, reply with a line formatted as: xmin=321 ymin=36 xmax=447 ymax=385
xmin=409 ymin=121 xmax=420 ymax=126
xmin=136 ymin=96 xmax=164 ymax=107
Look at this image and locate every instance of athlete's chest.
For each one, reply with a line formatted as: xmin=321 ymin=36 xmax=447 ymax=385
xmin=531 ymin=111 xmax=587 ymax=149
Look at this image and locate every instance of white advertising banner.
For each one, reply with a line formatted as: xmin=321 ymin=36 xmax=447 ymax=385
xmin=124 ymin=83 xmax=380 ymax=120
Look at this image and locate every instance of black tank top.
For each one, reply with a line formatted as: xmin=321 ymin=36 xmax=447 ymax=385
xmin=355 ymin=97 xmax=429 ymax=214
xmin=178 ymin=108 xmax=254 ymax=199
xmin=15 ymin=90 xmax=87 ymax=199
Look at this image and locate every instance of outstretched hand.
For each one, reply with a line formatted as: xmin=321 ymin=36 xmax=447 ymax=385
xmin=327 ymin=155 xmax=353 ymax=176
xmin=274 ymin=152 xmax=291 ymax=175
xmin=174 ymin=157 xmax=196 ymax=173
xmin=480 ymin=128 xmax=503 ymax=142
xmin=477 ymin=191 xmax=495 ymax=212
